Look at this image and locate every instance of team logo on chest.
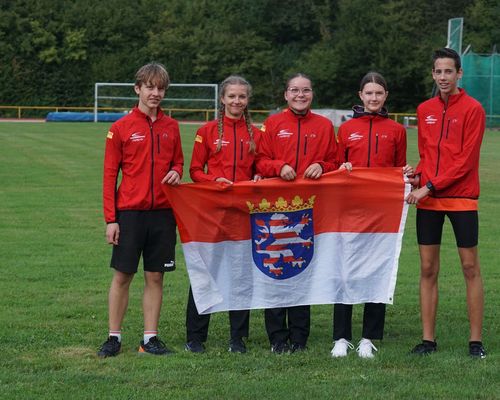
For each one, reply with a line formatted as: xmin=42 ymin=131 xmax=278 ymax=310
xmin=130 ymin=132 xmax=146 ymax=142
xmin=425 ymin=115 xmax=438 ymax=125
xmin=348 ymin=132 xmax=363 ymax=141
xmin=277 ymin=129 xmax=293 ymax=138
xmin=214 ymin=138 xmax=230 ymax=147
xmin=247 ymin=195 xmax=315 ymax=279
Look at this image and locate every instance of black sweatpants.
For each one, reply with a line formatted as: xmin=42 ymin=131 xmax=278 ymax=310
xmin=186 ymin=286 xmax=249 ymax=343
xmin=333 ymin=303 xmax=386 ymax=341
xmin=264 ymin=305 xmax=310 ymax=346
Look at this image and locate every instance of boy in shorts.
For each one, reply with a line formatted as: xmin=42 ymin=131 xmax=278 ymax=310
xmin=405 ymin=48 xmax=486 ymax=358
xmin=98 ymin=62 xmax=184 ymax=357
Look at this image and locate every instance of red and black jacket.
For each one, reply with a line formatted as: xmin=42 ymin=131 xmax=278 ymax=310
xmin=103 ymin=106 xmax=184 ymax=223
xmin=256 ymin=108 xmax=338 ymax=177
xmin=337 ymin=106 xmax=407 ymax=167
xmin=415 ymin=89 xmax=485 ymax=199
xmin=190 ymin=115 xmax=261 ymax=182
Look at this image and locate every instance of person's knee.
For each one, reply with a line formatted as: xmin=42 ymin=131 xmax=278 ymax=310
xmin=112 ymin=271 xmax=134 ymax=287
xmin=420 ymin=260 xmax=439 ymax=280
xmin=145 ymin=271 xmax=164 ymax=286
xmin=461 ymin=260 xmax=481 ymax=281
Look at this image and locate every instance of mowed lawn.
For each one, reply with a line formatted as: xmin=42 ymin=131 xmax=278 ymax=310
xmin=0 ymin=121 xmax=499 ymax=399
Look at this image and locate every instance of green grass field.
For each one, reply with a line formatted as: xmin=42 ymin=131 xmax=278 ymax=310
xmin=0 ymin=122 xmax=499 ymax=399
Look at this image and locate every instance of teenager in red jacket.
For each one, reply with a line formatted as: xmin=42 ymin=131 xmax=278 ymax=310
xmin=185 ymin=75 xmax=261 ymax=354
xmin=98 ymin=63 xmax=183 ymax=358
xmin=256 ymin=73 xmax=338 ymax=354
xmin=332 ymin=72 xmax=412 ymax=359
xmin=406 ymin=48 xmax=486 ymax=358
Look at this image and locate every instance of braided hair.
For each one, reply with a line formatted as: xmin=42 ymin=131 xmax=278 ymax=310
xmin=216 ymin=75 xmax=256 ymax=153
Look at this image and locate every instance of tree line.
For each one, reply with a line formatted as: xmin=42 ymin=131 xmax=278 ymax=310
xmin=1 ymin=0 xmax=498 ymax=112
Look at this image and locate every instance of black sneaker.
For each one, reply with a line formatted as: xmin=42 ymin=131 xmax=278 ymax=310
xmin=290 ymin=342 xmax=307 ymax=353
xmin=229 ymin=338 xmax=247 ymax=354
xmin=410 ymin=340 xmax=437 ymax=355
xmin=271 ymin=342 xmax=290 ymax=354
xmin=469 ymin=342 xmax=486 ymax=359
xmin=138 ymin=336 xmax=173 ymax=355
xmin=97 ymin=336 xmax=121 ymax=358
xmin=185 ymin=340 xmax=205 ymax=353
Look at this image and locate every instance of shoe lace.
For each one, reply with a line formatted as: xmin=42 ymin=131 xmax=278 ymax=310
xmin=336 ymin=339 xmax=354 ymax=350
xmin=357 ymin=339 xmax=377 ymax=354
xmin=148 ymin=336 xmax=166 ymax=349
xmin=101 ymin=336 xmax=119 ymax=351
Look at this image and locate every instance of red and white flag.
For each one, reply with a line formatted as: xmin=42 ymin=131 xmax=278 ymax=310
xmin=165 ymin=168 xmax=410 ymax=314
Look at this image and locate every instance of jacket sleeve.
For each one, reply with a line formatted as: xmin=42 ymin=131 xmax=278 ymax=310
xmin=255 ymin=119 xmax=287 ymax=177
xmin=431 ymin=104 xmax=485 ymax=191
xmin=314 ymin=123 xmax=339 ymax=172
xmin=414 ymin=105 xmax=426 ymax=178
xmin=170 ymin=122 xmax=184 ymax=178
xmin=394 ymin=125 xmax=407 ymax=167
xmin=189 ymin=125 xmax=217 ymax=182
xmin=336 ymin=125 xmax=348 ymax=165
xmin=102 ymin=124 xmax=121 ymax=223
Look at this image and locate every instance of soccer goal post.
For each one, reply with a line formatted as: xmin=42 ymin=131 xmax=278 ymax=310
xmin=94 ymin=82 xmax=218 ymax=122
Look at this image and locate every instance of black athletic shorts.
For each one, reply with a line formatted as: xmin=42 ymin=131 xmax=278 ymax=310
xmin=110 ymin=209 xmax=177 ymax=274
xmin=416 ymin=209 xmax=478 ymax=248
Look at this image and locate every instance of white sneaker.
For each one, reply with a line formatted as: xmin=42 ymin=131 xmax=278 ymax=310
xmin=331 ymin=338 xmax=354 ymax=357
xmin=357 ymin=338 xmax=378 ymax=358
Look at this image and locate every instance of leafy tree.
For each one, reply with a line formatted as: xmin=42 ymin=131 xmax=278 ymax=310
xmin=464 ymin=0 xmax=500 ymax=53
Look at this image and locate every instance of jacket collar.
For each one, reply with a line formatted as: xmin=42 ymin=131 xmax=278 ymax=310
xmin=223 ymin=114 xmax=246 ymax=128
xmin=437 ymin=88 xmax=465 ymax=107
xmin=352 ymin=105 xmax=389 ymax=119
xmin=132 ymin=105 xmax=165 ymax=121
xmin=285 ymin=108 xmax=312 ymax=120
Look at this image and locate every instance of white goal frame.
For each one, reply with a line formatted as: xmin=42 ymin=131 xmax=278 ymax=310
xmin=94 ymin=82 xmax=218 ymax=122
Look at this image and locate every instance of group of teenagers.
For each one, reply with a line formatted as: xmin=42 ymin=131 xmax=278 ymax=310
xmin=98 ymin=47 xmax=487 ymax=360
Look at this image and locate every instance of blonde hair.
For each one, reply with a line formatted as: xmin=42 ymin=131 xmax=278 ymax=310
xmin=216 ymin=75 xmax=256 ymax=153
xmin=135 ymin=62 xmax=170 ymax=89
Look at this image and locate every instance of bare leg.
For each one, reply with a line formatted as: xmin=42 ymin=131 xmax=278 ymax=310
xmin=143 ymin=271 xmax=164 ymax=332
xmin=458 ymin=246 xmax=483 ymax=342
xmin=418 ymin=244 xmax=440 ymax=341
xmin=108 ymin=270 xmax=134 ymax=331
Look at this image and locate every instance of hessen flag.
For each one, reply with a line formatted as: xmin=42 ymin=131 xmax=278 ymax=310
xmin=164 ymin=168 xmax=410 ymax=314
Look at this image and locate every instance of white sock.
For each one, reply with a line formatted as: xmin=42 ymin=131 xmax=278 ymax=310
xmin=144 ymin=331 xmax=157 ymax=344
xmin=109 ymin=331 xmax=121 ymax=343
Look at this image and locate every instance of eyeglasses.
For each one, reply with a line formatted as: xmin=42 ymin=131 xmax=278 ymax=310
xmin=287 ymin=87 xmax=313 ymax=96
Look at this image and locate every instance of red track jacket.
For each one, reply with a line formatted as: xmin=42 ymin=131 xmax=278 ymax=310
xmin=103 ymin=106 xmax=184 ymax=223
xmin=190 ymin=115 xmax=261 ymax=182
xmin=256 ymin=109 xmax=338 ymax=177
xmin=415 ymin=89 xmax=485 ymax=199
xmin=337 ymin=106 xmax=407 ymax=167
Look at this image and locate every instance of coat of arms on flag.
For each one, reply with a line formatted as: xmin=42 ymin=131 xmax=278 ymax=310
xmin=247 ymin=195 xmax=315 ymax=280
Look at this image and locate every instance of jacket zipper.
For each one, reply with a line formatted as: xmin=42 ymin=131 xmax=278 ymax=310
xmin=375 ymin=133 xmax=379 ymax=154
xmin=436 ymin=107 xmax=447 ymax=176
xmin=240 ymin=139 xmax=243 ymax=160
xmin=148 ymin=119 xmax=155 ymax=209
xmin=304 ymin=134 xmax=308 ymax=155
xmin=157 ymin=134 xmax=160 ymax=153
xmin=294 ymin=120 xmax=301 ymax=171
xmin=232 ymin=122 xmax=237 ymax=182
xmin=445 ymin=119 xmax=451 ymax=139
xmin=367 ymin=119 xmax=373 ymax=167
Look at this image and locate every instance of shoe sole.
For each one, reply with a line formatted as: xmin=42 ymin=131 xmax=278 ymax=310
xmin=138 ymin=346 xmax=173 ymax=356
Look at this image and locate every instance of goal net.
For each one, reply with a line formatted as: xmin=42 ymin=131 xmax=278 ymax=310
xmin=94 ymin=82 xmax=218 ymax=122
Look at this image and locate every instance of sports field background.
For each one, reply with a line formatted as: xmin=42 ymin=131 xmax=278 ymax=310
xmin=0 ymin=122 xmax=498 ymax=399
